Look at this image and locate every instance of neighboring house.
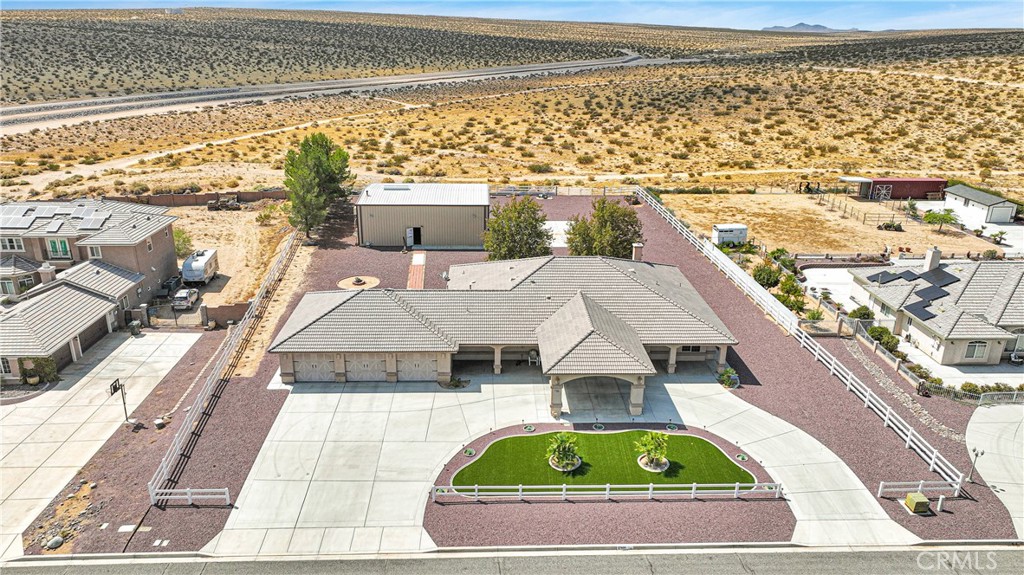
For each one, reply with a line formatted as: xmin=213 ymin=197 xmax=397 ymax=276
xmin=354 ymin=183 xmax=489 ymax=248
xmin=270 ymin=255 xmax=737 ymax=417
xmin=943 ymin=184 xmax=1017 ymax=225
xmin=850 ymin=248 xmax=1023 ymax=366
xmin=840 ymin=176 xmax=947 ymax=200
xmin=1 ymin=199 xmax=178 ymax=381
xmin=0 ymin=199 xmax=177 ymax=300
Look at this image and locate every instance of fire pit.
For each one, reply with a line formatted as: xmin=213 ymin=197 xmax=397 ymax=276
xmin=338 ymin=276 xmax=381 ymax=289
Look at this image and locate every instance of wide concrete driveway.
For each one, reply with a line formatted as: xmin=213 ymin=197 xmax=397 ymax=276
xmin=967 ymin=404 xmax=1024 ymax=539
xmin=209 ymin=361 xmax=914 ymax=555
xmin=0 ymin=331 xmax=200 ymax=559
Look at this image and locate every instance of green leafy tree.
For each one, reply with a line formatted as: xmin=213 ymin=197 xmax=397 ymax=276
xmin=172 ymin=228 xmax=193 ymax=258
xmin=779 ymin=273 xmax=803 ymax=298
xmin=566 ymin=197 xmax=643 ymax=258
xmin=546 ymin=432 xmax=580 ymax=470
xmin=483 ymin=196 xmax=553 ymax=260
xmin=286 ymin=164 xmax=328 ymax=238
xmin=634 ymin=431 xmax=669 ymax=466
xmin=923 ymin=208 xmax=959 ymax=232
xmin=284 ymin=133 xmax=351 ymax=199
xmin=752 ymin=262 xmax=781 ymax=289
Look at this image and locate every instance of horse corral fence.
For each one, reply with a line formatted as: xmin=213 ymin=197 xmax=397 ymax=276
xmin=431 ymin=482 xmax=784 ymax=503
xmin=147 ymin=231 xmax=298 ymax=506
xmin=634 ymin=186 xmax=966 ymax=496
xmin=878 ymin=480 xmax=961 ymax=498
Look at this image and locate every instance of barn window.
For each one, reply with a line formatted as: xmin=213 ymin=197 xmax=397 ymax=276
xmin=965 ymin=341 xmax=988 ymax=359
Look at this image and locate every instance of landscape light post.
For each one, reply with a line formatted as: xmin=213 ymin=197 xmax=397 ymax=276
xmin=966 ymin=447 xmax=985 ymax=483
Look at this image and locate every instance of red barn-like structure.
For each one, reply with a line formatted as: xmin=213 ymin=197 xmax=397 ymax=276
xmin=840 ymin=176 xmax=947 ymax=200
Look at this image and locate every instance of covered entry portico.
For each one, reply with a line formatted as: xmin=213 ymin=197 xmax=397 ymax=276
xmin=550 ymin=374 xmax=647 ymax=417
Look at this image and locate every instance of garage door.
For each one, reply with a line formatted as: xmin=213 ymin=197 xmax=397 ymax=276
xmin=397 ymin=353 xmax=437 ymax=381
xmin=989 ymin=206 xmax=1015 ymax=223
xmin=345 ymin=353 xmax=387 ymax=382
xmin=293 ymin=353 xmax=336 ymax=382
xmin=78 ymin=316 xmax=110 ymax=355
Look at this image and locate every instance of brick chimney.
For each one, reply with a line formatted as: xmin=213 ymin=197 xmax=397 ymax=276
xmin=631 ymin=242 xmax=644 ymax=261
xmin=923 ymin=246 xmax=941 ymax=272
xmin=37 ymin=263 xmax=56 ymax=284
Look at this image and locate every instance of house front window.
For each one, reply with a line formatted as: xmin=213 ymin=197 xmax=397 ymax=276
xmin=678 ymin=345 xmax=702 ymax=353
xmin=88 ymin=246 xmax=102 ymax=259
xmin=965 ymin=341 xmax=988 ymax=360
xmin=1012 ymin=329 xmax=1024 ymax=353
xmin=0 ymin=357 xmax=11 ymax=375
xmin=0 ymin=280 xmax=14 ymax=295
xmin=880 ymin=303 xmax=893 ymax=316
xmin=47 ymin=238 xmax=71 ymax=259
xmin=17 ymin=276 xmax=33 ymax=291
xmin=1 ymin=238 xmax=24 ymax=251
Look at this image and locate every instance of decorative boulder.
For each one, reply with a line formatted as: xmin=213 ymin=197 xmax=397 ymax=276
xmin=45 ymin=536 xmax=64 ymax=550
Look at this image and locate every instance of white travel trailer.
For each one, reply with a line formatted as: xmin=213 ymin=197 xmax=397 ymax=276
xmin=711 ymin=224 xmax=748 ymax=245
xmin=182 ymin=249 xmax=219 ymax=285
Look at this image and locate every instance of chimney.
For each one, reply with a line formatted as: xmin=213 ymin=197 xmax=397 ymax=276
xmin=37 ymin=263 xmax=56 ymax=284
xmin=632 ymin=242 xmax=644 ymax=261
xmin=923 ymin=246 xmax=941 ymax=272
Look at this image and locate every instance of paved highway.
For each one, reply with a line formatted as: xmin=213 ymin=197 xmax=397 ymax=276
xmin=4 ymin=548 xmax=1023 ymax=574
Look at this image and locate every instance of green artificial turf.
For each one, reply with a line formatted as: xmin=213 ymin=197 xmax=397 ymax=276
xmin=452 ymin=431 xmax=754 ymax=488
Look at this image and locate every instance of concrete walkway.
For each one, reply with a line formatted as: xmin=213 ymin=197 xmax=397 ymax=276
xmin=207 ymin=362 xmax=916 ymax=555
xmin=0 ymin=331 xmax=201 ymax=559
xmin=966 ymin=405 xmax=1024 ymax=539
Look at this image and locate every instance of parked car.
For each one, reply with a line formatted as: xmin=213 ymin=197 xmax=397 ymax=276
xmin=172 ymin=288 xmax=199 ymax=310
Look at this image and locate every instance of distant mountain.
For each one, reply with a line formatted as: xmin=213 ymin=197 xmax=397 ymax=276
xmin=762 ymin=23 xmax=861 ymax=33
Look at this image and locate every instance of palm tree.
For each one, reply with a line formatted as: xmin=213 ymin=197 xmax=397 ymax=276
xmin=546 ymin=432 xmax=580 ymax=470
xmin=635 ymin=431 xmax=669 ymax=467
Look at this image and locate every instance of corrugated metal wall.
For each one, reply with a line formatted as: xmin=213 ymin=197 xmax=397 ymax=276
xmin=357 ymin=205 xmax=487 ymax=247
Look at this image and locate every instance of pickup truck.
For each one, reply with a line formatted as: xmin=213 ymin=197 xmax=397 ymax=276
xmin=172 ymin=288 xmax=200 ymax=310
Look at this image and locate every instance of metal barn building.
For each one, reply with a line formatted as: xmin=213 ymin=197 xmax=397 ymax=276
xmin=840 ymin=176 xmax=947 ymax=200
xmin=354 ymin=184 xmax=490 ymax=248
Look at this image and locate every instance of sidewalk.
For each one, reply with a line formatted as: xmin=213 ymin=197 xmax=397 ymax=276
xmin=0 ymin=331 xmax=201 ymax=559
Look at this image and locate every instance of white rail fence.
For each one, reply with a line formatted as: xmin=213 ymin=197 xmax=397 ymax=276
xmin=146 ymin=231 xmax=298 ymax=506
xmin=878 ymin=480 xmax=961 ymax=498
xmin=979 ymin=391 xmax=1024 ymax=406
xmin=431 ymin=482 xmax=785 ymax=503
xmin=634 ymin=186 xmax=965 ymax=494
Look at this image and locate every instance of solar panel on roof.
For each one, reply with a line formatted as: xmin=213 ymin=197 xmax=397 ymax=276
xmin=915 ymin=285 xmax=948 ymax=302
xmin=898 ymin=270 xmax=920 ymax=281
xmin=70 ymin=206 xmax=95 ymax=219
xmin=54 ymin=207 xmax=74 ymax=215
xmin=865 ymin=270 xmax=900 ymax=284
xmin=905 ymin=300 xmax=936 ymax=321
xmin=918 ymin=268 xmax=959 ymax=288
xmin=32 ymin=206 xmax=58 ymax=218
xmin=0 ymin=216 xmax=35 ymax=229
xmin=0 ymin=206 xmax=30 ymax=217
xmin=45 ymin=220 xmax=63 ymax=233
xmin=78 ymin=217 xmax=106 ymax=230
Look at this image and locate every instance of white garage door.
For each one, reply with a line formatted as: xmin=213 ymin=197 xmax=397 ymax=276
xmin=345 ymin=353 xmax=387 ymax=382
xmin=988 ymin=206 xmax=1015 ymax=224
xmin=294 ymin=354 xmax=336 ymax=382
xmin=397 ymin=353 xmax=437 ymax=381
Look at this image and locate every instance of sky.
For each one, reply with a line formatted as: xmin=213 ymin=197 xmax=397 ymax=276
xmin=4 ymin=1 xmax=1023 ymax=31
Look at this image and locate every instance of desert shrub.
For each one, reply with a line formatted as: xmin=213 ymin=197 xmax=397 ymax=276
xmin=982 ymin=249 xmax=999 ymax=260
xmin=752 ymin=263 xmax=781 ymax=289
xmin=805 ymin=309 xmax=824 ymax=320
xmin=527 ymin=163 xmax=553 ymax=173
xmin=173 ymin=228 xmax=193 ymax=258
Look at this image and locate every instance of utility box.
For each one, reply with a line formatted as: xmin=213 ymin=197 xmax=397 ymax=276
xmin=712 ymin=223 xmax=748 ymax=245
xmin=905 ymin=492 xmax=929 ymax=514
xmin=129 ymin=321 xmax=142 ymax=336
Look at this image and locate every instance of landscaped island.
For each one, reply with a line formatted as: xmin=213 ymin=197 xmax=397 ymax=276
xmin=452 ymin=430 xmax=754 ymax=488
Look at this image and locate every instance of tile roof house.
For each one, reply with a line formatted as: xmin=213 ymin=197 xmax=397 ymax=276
xmin=850 ymin=248 xmax=1023 ymax=366
xmin=1 ymin=200 xmax=177 ymax=381
xmin=271 ymin=256 xmax=736 ymax=417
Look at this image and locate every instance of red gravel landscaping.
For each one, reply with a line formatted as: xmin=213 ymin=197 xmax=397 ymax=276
xmin=424 ymin=422 xmax=795 ymax=547
xmin=605 ymin=195 xmax=1016 ymax=541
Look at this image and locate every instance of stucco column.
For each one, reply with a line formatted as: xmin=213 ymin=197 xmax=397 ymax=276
xmin=629 ymin=377 xmax=645 ymax=416
xmin=492 ymin=345 xmax=503 ymax=375
xmin=385 ymin=353 xmax=398 ymax=383
xmin=280 ymin=353 xmax=295 ymax=383
xmin=334 ymin=353 xmax=346 ymax=383
xmin=437 ymin=352 xmax=452 ymax=384
xmin=717 ymin=346 xmax=728 ymax=373
xmin=549 ymin=376 xmax=563 ymax=419
xmin=667 ymin=345 xmax=678 ymax=374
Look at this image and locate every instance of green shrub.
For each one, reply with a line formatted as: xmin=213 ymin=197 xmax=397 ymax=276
xmin=848 ymin=305 xmax=874 ymax=320
xmin=805 ymin=309 xmax=824 ymax=320
xmin=960 ymin=382 xmax=981 ymax=394
xmin=879 ymin=334 xmax=900 ymax=354
xmin=752 ymin=263 xmax=781 ymax=289
xmin=546 ymin=432 xmax=580 ymax=469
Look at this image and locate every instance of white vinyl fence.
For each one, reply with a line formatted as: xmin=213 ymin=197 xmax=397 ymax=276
xmin=432 ymin=482 xmax=784 ymax=502
xmin=635 ymin=186 xmax=965 ymax=494
xmin=877 ymin=480 xmax=961 ymax=498
xmin=147 ymin=231 xmax=298 ymax=506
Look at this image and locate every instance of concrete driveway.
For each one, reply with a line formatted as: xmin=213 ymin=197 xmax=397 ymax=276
xmin=207 ymin=361 xmax=913 ymax=555
xmin=0 ymin=331 xmax=200 ymax=559
xmin=967 ymin=404 xmax=1024 ymax=539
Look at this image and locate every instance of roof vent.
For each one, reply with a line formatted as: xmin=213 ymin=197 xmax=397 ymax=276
xmin=628 ymin=268 xmax=636 ymax=273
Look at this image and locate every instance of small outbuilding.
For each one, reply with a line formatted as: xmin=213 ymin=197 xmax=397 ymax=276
xmin=943 ymin=184 xmax=1016 ymax=224
xmin=711 ymin=224 xmax=748 ymax=245
xmin=354 ymin=183 xmax=490 ymax=248
xmin=840 ymin=176 xmax=947 ymax=200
